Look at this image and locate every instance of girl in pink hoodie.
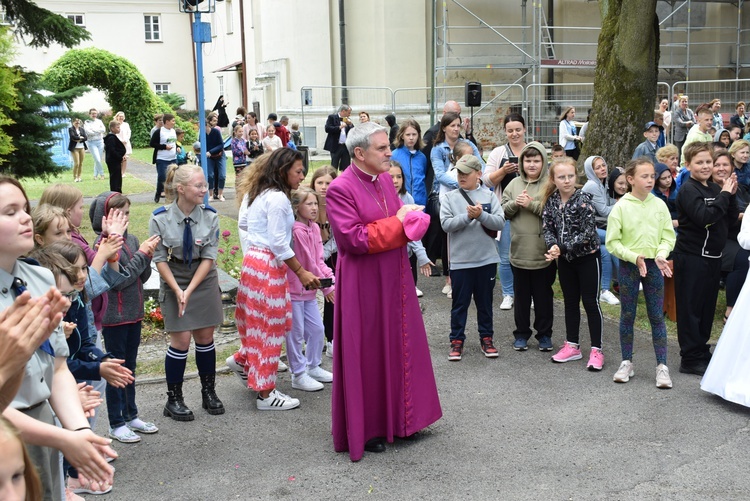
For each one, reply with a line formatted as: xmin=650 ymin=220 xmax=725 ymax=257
xmin=285 ymin=187 xmax=336 ymax=393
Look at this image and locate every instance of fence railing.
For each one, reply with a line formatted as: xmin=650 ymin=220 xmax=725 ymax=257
xmin=299 ymin=80 xmax=747 ymax=150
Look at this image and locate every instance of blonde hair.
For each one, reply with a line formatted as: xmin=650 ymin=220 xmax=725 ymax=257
xmin=31 ymin=204 xmax=69 ymax=247
xmin=560 ymin=106 xmax=575 ymax=121
xmin=38 ymin=183 xmax=83 ymax=213
xmin=541 ymin=157 xmax=578 ymax=207
xmin=165 ymin=163 xmax=203 ymax=203
xmin=655 ymin=144 xmax=679 ymax=163
xmin=291 ymin=186 xmax=319 ymax=220
xmin=0 ymin=416 xmax=41 ymax=501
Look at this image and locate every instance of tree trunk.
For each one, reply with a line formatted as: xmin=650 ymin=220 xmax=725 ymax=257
xmin=581 ymin=0 xmax=659 ymax=168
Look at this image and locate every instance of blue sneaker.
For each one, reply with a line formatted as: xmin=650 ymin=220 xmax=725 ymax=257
xmin=538 ymin=336 xmax=553 ymax=351
xmin=513 ymin=338 xmax=528 ymax=351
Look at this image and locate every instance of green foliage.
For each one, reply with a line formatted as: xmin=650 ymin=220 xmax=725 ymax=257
xmin=0 ymin=69 xmax=87 ymax=179
xmin=0 ymin=26 xmax=20 ymax=162
xmin=159 ymin=92 xmax=186 ymax=110
xmin=42 ymin=48 xmax=196 ymax=149
xmin=0 ymin=0 xmax=90 ymax=48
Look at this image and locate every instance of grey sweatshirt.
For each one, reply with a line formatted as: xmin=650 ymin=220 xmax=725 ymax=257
xmin=440 ymin=185 xmax=505 ymax=270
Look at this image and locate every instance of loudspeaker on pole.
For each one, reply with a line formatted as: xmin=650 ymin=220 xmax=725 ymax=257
xmin=465 ymin=82 xmax=482 ymax=107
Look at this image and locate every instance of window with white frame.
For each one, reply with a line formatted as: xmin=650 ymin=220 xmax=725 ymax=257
xmin=144 ymin=15 xmax=161 ymax=42
xmin=0 ymin=8 xmax=12 ymax=25
xmin=66 ymin=14 xmax=85 ymax=27
xmin=154 ymin=83 xmax=170 ymax=95
xmin=217 ymin=76 xmax=224 ymax=96
xmin=226 ymin=0 xmax=233 ymax=34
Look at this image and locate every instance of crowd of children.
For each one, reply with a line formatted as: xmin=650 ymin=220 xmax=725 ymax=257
xmin=5 ymin=96 xmax=750 ymax=496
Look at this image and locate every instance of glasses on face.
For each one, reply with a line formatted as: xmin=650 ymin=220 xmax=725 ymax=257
xmin=61 ymin=290 xmax=79 ymax=302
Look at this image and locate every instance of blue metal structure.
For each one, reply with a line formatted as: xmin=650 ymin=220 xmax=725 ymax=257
xmin=180 ymin=0 xmax=215 ymax=205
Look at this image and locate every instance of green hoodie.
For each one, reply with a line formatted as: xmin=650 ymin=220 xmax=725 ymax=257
xmin=605 ymin=192 xmax=676 ymax=264
xmin=501 ymin=141 xmax=551 ymax=270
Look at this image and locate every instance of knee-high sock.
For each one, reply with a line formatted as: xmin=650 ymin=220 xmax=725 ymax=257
xmin=195 ymin=341 xmax=216 ymax=375
xmin=165 ymin=346 xmax=189 ymax=384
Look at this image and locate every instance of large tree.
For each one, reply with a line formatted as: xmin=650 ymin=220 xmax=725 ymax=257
xmin=582 ymin=0 xmax=660 ymax=167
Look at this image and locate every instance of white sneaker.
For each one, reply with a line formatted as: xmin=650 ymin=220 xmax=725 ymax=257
xmin=225 ymin=355 xmax=248 ymax=384
xmin=656 ymin=364 xmax=673 ymax=389
xmin=307 ymin=365 xmax=333 ymax=383
xmin=277 ymin=360 xmax=288 ymax=372
xmin=613 ymin=360 xmax=634 ymax=383
xmin=600 ymin=290 xmax=621 ymax=305
xmin=291 ymin=372 xmax=324 ymax=391
xmin=256 ymin=389 xmax=300 ymax=410
xmin=325 ymin=340 xmax=333 ymax=358
xmin=415 ymin=287 xmax=424 ymax=298
xmin=446 ymin=289 xmax=452 ymax=299
xmin=500 ymin=295 xmax=514 ymax=310
xmin=441 ymin=284 xmax=451 ymax=295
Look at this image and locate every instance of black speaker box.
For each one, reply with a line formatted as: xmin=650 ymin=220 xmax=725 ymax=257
xmin=465 ymin=82 xmax=482 ymax=107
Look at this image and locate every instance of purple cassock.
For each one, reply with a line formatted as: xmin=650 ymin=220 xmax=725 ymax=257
xmin=326 ymin=163 xmax=443 ymax=462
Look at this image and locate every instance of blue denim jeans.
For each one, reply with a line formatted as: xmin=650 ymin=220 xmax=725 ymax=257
xmin=207 ymin=155 xmax=226 ymax=193
xmin=497 ymin=220 xmax=514 ymax=296
xmin=155 ymin=159 xmax=170 ymax=201
xmin=88 ymin=138 xmax=105 ymax=177
xmin=597 ymin=228 xmax=618 ymax=291
xmin=102 ymin=322 xmax=141 ymax=428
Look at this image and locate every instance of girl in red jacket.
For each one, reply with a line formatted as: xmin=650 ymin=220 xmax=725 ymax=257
xmin=286 ymin=187 xmax=335 ymax=392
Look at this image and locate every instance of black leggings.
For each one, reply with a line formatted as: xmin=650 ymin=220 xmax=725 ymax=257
xmin=557 ymin=251 xmax=603 ymax=348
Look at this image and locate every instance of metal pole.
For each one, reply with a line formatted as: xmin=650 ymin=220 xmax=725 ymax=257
xmin=194 ymin=11 xmax=209 ymax=206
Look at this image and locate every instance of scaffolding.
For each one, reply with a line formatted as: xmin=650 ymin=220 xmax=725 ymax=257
xmin=432 ymin=0 xmax=750 ymax=107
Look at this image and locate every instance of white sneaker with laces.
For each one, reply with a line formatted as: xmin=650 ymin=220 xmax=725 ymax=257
xmin=277 ymin=360 xmax=288 ymax=372
xmin=325 ymin=340 xmax=333 ymax=358
xmin=256 ymin=389 xmax=300 ymax=410
xmin=613 ymin=360 xmax=634 ymax=383
xmin=656 ymin=364 xmax=673 ymax=389
xmin=500 ymin=295 xmax=514 ymax=310
xmin=441 ymin=284 xmax=451 ymax=295
xmin=307 ymin=365 xmax=333 ymax=383
xmin=600 ymin=290 xmax=621 ymax=305
xmin=225 ymin=355 xmax=248 ymax=384
xmin=292 ymin=372 xmax=324 ymax=391
xmin=415 ymin=287 xmax=424 ymax=298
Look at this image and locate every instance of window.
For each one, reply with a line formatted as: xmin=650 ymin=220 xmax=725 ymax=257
xmin=226 ymin=0 xmax=233 ymax=34
xmin=154 ymin=83 xmax=170 ymax=95
xmin=144 ymin=15 xmax=161 ymax=42
xmin=217 ymin=76 xmax=224 ymax=96
xmin=0 ymin=8 xmax=12 ymax=25
xmin=66 ymin=14 xmax=85 ymax=27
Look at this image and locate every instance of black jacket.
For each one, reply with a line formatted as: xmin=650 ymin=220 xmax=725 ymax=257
xmin=675 ymin=177 xmax=739 ymax=258
xmin=68 ymin=126 xmax=87 ymax=151
xmin=104 ymin=133 xmax=126 ymax=165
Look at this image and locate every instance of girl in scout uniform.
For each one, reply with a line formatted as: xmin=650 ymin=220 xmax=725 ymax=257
xmin=149 ymin=164 xmax=224 ymax=421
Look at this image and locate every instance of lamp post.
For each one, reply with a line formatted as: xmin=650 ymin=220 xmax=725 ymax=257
xmin=179 ymin=0 xmax=215 ymax=205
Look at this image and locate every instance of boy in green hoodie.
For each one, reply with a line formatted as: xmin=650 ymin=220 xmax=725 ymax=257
xmin=501 ymin=141 xmax=557 ymax=352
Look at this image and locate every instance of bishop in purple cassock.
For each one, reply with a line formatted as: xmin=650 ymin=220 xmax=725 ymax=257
xmin=326 ymin=122 xmax=442 ymax=462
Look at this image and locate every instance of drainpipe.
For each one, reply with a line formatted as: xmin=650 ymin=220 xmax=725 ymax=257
xmin=239 ymin=0 xmax=249 ymax=109
xmin=339 ymin=0 xmax=348 ymax=104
